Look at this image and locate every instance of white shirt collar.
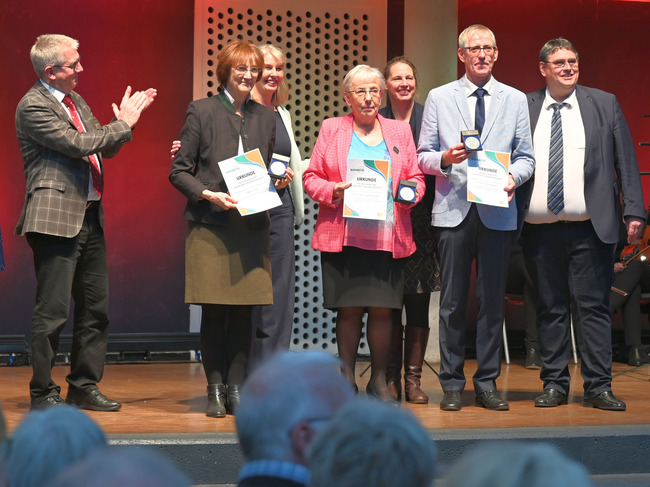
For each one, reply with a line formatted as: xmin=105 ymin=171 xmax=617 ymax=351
xmin=39 ymin=79 xmax=67 ymax=103
xmin=543 ymin=87 xmax=577 ymax=110
xmin=463 ymin=74 xmax=494 ymax=97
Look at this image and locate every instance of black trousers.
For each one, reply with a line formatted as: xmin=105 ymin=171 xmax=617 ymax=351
xmin=26 ymin=204 xmax=109 ymax=400
xmin=435 ymin=205 xmax=514 ymax=394
xmin=522 ymin=220 xmax=615 ymax=397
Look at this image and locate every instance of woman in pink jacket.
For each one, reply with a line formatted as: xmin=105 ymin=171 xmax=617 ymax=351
xmin=303 ymin=65 xmax=425 ymax=402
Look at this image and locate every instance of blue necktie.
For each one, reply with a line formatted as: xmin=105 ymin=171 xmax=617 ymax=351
xmin=547 ymin=102 xmax=567 ymax=214
xmin=474 ymin=88 xmax=486 ymax=136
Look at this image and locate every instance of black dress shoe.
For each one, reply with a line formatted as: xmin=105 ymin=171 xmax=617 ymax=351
xmin=31 ymin=394 xmax=65 ymax=411
xmin=525 ymin=348 xmax=542 ymax=369
xmin=66 ymin=388 xmax=121 ymax=411
xmin=584 ymin=391 xmax=626 ymax=411
xmin=475 ymin=390 xmax=509 ymax=410
xmin=206 ymin=384 xmax=227 ymax=418
xmin=628 ymin=345 xmax=643 ymax=367
xmin=440 ymin=391 xmax=462 ymax=411
xmin=226 ymin=384 xmax=241 ymax=415
xmin=534 ymin=388 xmax=567 ymax=407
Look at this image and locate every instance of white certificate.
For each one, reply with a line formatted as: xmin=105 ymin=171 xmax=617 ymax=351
xmin=343 ymin=158 xmax=390 ymax=220
xmin=218 ymin=148 xmax=282 ymax=216
xmin=466 ymin=150 xmax=510 ymax=208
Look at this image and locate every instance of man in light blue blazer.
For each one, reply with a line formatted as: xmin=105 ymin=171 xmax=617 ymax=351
xmin=418 ymin=24 xmax=535 ymax=411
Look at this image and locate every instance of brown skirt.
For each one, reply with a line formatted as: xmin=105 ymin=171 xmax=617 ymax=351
xmin=185 ymin=217 xmax=272 ymax=305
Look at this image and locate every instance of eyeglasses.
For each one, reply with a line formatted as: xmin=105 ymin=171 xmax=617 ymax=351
xmin=52 ymin=59 xmax=81 ymax=72
xmin=234 ymin=65 xmax=260 ymax=76
xmin=548 ymin=59 xmax=578 ymax=69
xmin=464 ymin=46 xmax=495 ymax=55
xmin=348 ymin=88 xmax=382 ymax=99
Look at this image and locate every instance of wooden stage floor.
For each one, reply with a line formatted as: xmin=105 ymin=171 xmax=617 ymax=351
xmin=1 ymin=357 xmax=650 ymax=435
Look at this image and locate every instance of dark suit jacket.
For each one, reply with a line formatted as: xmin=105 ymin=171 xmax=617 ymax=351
xmin=169 ymin=93 xmax=276 ymax=227
xmin=527 ymin=85 xmax=645 ymax=244
xmin=15 ymin=81 xmax=132 ymax=238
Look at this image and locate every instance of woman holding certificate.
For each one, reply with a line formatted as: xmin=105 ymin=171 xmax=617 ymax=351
xmin=379 ymin=57 xmax=440 ymax=404
xmin=170 ymin=41 xmax=289 ymax=418
xmin=303 ymin=65 xmax=425 ymax=402
xmin=249 ymin=44 xmax=304 ymax=368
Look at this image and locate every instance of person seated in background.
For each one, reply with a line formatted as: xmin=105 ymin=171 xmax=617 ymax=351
xmin=48 ymin=446 xmax=191 ymax=487
xmin=2 ymin=405 xmax=106 ymax=487
xmin=439 ymin=441 xmax=593 ymax=487
xmin=307 ymin=399 xmax=437 ymax=487
xmin=610 ymin=224 xmax=650 ymax=366
xmin=234 ymin=351 xmax=356 ymax=487
xmin=505 ymin=241 xmax=542 ymax=369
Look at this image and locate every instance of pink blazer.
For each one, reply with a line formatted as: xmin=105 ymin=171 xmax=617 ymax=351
xmin=303 ymin=114 xmax=425 ymax=259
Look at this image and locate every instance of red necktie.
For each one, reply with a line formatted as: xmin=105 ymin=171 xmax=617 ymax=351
xmin=62 ymin=94 xmax=103 ymax=197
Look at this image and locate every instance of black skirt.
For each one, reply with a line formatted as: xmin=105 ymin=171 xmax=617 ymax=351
xmin=321 ymin=247 xmax=406 ymax=310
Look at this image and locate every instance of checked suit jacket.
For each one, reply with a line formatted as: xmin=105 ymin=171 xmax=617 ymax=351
xmin=15 ymin=81 xmax=132 ymax=238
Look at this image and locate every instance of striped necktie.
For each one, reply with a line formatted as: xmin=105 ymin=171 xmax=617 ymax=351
xmin=547 ymin=102 xmax=567 ymax=214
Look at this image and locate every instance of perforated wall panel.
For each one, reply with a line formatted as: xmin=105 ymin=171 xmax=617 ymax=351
xmin=194 ymin=0 xmax=387 ymax=353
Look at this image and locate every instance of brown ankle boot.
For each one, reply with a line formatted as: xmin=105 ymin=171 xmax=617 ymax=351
xmin=404 ymin=327 xmax=430 ymax=404
xmin=385 ymin=325 xmax=404 ymax=401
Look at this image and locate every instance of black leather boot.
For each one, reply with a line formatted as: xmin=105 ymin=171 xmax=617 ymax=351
xmin=227 ymin=384 xmax=241 ymax=415
xmin=206 ymin=384 xmax=227 ymax=418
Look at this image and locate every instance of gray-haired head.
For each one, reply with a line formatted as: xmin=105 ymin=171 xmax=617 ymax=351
xmin=439 ymin=441 xmax=593 ymax=487
xmin=30 ymin=34 xmax=79 ymax=78
xmin=307 ymin=399 xmax=437 ymax=487
xmin=235 ymin=350 xmax=355 ymax=465
xmin=4 ymin=405 xmax=106 ymax=487
xmin=48 ymin=446 xmax=192 ymax=487
xmin=342 ymin=64 xmax=386 ymax=93
xmin=458 ymin=24 xmax=496 ymax=49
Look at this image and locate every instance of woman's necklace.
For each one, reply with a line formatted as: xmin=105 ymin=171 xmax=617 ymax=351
xmin=354 ymin=120 xmax=377 ymax=136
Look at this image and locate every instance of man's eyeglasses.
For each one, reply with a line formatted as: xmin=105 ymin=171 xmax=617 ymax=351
xmin=464 ymin=46 xmax=495 ymax=55
xmin=348 ymin=88 xmax=382 ymax=99
xmin=234 ymin=65 xmax=260 ymax=76
xmin=548 ymin=59 xmax=578 ymax=69
xmin=52 ymin=60 xmax=82 ymax=72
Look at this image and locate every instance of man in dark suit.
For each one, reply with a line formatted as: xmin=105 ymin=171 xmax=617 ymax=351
xmin=15 ymin=34 xmax=156 ymax=411
xmin=522 ymin=38 xmax=645 ymax=410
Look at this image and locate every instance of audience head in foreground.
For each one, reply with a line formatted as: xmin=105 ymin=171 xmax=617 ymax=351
xmin=307 ymin=399 xmax=437 ymax=487
xmin=4 ymin=405 xmax=106 ymax=487
xmin=49 ymin=446 xmax=191 ymax=487
xmin=236 ymin=351 xmax=355 ymax=467
xmin=440 ymin=441 xmax=593 ymax=487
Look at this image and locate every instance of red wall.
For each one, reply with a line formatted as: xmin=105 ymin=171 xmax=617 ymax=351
xmin=0 ymin=1 xmax=194 ymax=334
xmin=1 ymin=1 xmax=648 ymax=337
xmin=459 ymin=0 xmax=650 ymax=180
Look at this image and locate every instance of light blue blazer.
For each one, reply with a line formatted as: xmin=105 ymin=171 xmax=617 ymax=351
xmin=417 ymin=76 xmax=535 ymax=231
